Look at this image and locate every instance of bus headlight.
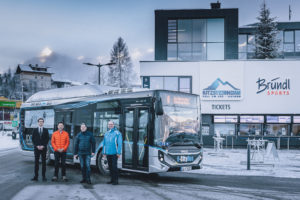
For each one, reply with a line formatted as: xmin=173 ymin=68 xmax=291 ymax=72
xmin=158 ymin=151 xmax=164 ymax=162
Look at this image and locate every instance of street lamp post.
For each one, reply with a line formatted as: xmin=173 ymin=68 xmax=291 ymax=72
xmin=83 ymin=62 xmax=115 ymax=85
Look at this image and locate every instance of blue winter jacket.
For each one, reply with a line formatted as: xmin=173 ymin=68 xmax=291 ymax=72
xmin=74 ymin=131 xmax=96 ymax=155
xmin=103 ymin=127 xmax=122 ymax=155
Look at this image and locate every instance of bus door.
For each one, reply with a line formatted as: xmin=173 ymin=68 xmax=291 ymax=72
xmin=54 ymin=111 xmax=74 ymax=162
xmin=122 ymin=107 xmax=149 ymax=171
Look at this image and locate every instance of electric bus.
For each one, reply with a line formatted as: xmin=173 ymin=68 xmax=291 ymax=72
xmin=19 ymin=85 xmax=203 ymax=174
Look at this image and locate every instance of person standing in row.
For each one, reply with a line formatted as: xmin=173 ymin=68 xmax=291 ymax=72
xmin=31 ymin=118 xmax=49 ymax=181
xmin=103 ymin=121 xmax=122 ymax=185
xmin=74 ymin=123 xmax=96 ymax=184
xmin=51 ymin=122 xmax=70 ymax=181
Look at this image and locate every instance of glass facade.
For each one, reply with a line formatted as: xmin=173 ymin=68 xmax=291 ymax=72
xmin=239 ymin=124 xmax=262 ymax=136
xmin=238 ymin=34 xmax=256 ymax=59
xmin=214 ymin=124 xmax=235 ymax=136
xmin=143 ymin=76 xmax=192 ymax=93
xmin=168 ymin=18 xmax=224 ymax=61
xmin=296 ymin=31 xmax=300 ymax=52
xmin=239 ymin=29 xmax=300 ymax=59
xmin=203 ymin=115 xmax=300 ymax=138
xmin=292 ymin=124 xmax=300 ymax=136
xmin=265 ymin=124 xmax=288 ymax=136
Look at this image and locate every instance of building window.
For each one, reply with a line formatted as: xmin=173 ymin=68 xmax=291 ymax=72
xmin=265 ymin=124 xmax=288 ymax=136
xmin=179 ymin=77 xmax=191 ymax=93
xmin=167 ymin=44 xmax=177 ymax=61
xmin=150 ymin=77 xmax=164 ymax=90
xmin=238 ymin=34 xmax=256 ymax=59
xmin=239 ymin=124 xmax=262 ymax=136
xmin=207 ymin=18 xmax=224 ymax=43
xmin=247 ymin=35 xmax=255 ymax=53
xmin=178 ymin=20 xmax=192 ymax=42
xmin=164 ymin=77 xmax=178 ymax=91
xmin=168 ymin=18 xmax=224 ymax=61
xmin=214 ymin=124 xmax=235 ymax=136
xmin=207 ymin=43 xmax=224 ymax=60
xmin=295 ymin=30 xmax=300 ymax=52
xmin=277 ymin=31 xmax=284 ymax=52
xmin=178 ymin=43 xmax=192 ymax=60
xmin=292 ymin=124 xmax=300 ymax=136
xmin=143 ymin=76 xmax=192 ymax=93
xmin=238 ymin=34 xmax=247 ymax=59
xmin=284 ymin=30 xmax=295 ymax=52
xmin=168 ymin=20 xmax=177 ymax=43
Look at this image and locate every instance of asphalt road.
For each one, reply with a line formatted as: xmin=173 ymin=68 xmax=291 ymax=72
xmin=1 ymin=148 xmax=300 ymax=200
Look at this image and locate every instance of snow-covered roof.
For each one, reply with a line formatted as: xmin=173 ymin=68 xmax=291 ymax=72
xmin=18 ymin=64 xmax=52 ymax=74
xmin=26 ymin=85 xmax=118 ymax=103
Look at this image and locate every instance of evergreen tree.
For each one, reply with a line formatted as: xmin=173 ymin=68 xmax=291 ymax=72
xmin=108 ymin=37 xmax=136 ymax=88
xmin=254 ymin=2 xmax=281 ymax=59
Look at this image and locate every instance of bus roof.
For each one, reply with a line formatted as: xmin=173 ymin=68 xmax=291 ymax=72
xmin=21 ymin=85 xmax=198 ymax=109
xmin=26 ymin=85 xmax=117 ymax=103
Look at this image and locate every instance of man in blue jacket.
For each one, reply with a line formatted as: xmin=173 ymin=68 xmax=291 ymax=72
xmin=103 ymin=121 xmax=122 ymax=185
xmin=74 ymin=123 xmax=95 ymax=184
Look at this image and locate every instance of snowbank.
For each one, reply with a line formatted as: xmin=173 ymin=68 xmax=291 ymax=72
xmin=0 ymin=133 xmax=19 ymax=151
xmin=189 ymin=148 xmax=300 ymax=179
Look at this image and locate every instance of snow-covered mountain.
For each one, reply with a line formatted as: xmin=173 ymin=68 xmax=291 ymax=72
xmin=24 ymin=49 xmax=97 ymax=83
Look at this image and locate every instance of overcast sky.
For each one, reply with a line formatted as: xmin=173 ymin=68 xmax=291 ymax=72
xmin=0 ymin=0 xmax=299 ymax=73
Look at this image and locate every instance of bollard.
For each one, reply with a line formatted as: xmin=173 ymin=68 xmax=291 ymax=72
xmin=247 ymin=144 xmax=250 ymax=170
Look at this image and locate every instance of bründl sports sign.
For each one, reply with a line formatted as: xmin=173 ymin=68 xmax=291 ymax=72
xmin=200 ymin=62 xmax=243 ymax=101
xmin=256 ymin=77 xmax=291 ymax=95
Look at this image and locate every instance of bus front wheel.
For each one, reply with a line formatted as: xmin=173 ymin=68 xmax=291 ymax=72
xmin=97 ymin=152 xmax=110 ymax=175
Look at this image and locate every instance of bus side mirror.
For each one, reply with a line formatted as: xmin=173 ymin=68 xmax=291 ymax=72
xmin=155 ymin=97 xmax=164 ymax=115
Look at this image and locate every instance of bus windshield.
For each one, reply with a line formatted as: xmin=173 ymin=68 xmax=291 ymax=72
xmin=155 ymin=92 xmax=200 ymax=147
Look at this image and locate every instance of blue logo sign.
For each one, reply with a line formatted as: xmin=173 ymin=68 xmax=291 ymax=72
xmin=202 ymin=78 xmax=241 ymax=99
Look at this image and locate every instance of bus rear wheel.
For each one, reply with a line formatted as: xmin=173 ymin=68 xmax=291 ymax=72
xmin=97 ymin=152 xmax=110 ymax=175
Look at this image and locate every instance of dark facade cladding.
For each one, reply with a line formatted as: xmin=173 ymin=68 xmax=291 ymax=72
xmin=155 ymin=9 xmax=239 ymax=60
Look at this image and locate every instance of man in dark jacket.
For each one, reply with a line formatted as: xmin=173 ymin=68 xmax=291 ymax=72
xmin=31 ymin=118 xmax=49 ymax=181
xmin=74 ymin=123 xmax=95 ymax=184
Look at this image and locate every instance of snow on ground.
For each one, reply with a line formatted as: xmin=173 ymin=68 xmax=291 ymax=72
xmin=12 ymin=182 xmax=298 ymax=200
xmin=0 ymin=132 xmax=299 ymax=179
xmin=0 ymin=132 xmax=19 ymax=151
xmin=189 ymin=148 xmax=300 ymax=179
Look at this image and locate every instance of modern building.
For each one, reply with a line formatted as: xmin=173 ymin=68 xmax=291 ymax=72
xmin=15 ymin=64 xmax=52 ymax=101
xmin=0 ymin=96 xmax=22 ymax=132
xmin=155 ymin=2 xmax=238 ymax=61
xmin=140 ymin=2 xmax=300 ymax=147
xmin=141 ymin=60 xmax=300 ymax=147
xmin=239 ymin=22 xmax=300 ymax=59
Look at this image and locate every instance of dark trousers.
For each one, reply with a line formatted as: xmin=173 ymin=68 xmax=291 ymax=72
xmin=54 ymin=152 xmax=66 ymax=177
xmin=107 ymin=155 xmax=118 ymax=183
xmin=34 ymin=148 xmax=47 ymax=178
xmin=79 ymin=155 xmax=91 ymax=181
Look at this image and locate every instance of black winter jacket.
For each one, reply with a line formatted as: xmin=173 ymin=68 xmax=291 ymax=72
xmin=74 ymin=131 xmax=96 ymax=155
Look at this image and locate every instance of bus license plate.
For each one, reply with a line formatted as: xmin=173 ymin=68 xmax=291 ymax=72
xmin=181 ymin=166 xmax=192 ymax=171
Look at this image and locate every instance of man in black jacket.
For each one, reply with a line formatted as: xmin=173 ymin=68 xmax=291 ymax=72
xmin=31 ymin=118 xmax=49 ymax=181
xmin=74 ymin=123 xmax=95 ymax=184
